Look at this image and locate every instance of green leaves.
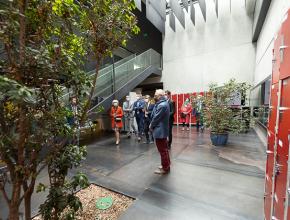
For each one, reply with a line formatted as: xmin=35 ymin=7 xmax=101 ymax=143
xmin=0 ymin=76 xmax=35 ymax=104
xmin=36 ymin=183 xmax=47 ymax=193
xmin=71 ymin=172 xmax=89 ymax=190
xmin=204 ymin=79 xmax=252 ymax=134
xmin=0 ymin=0 xmax=138 ymax=219
xmin=78 ymin=0 xmax=139 ymax=58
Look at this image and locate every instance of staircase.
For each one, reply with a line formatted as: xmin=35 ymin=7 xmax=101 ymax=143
xmin=61 ymin=49 xmax=161 ymax=119
xmin=87 ymin=49 xmax=162 ymax=120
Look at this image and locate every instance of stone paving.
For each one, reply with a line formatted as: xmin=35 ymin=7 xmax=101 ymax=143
xmin=0 ymin=127 xmax=266 ymax=220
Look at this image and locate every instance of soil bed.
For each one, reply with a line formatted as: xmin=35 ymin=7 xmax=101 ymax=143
xmin=34 ymin=184 xmax=133 ymax=220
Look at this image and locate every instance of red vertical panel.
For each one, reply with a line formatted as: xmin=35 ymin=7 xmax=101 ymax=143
xmin=272 ymin=78 xmax=290 ymax=220
xmin=184 ymin=93 xmax=190 ymax=100
xmin=265 ymin=83 xmax=279 ymax=220
xmin=272 ymin=30 xmax=282 ymax=84
xmin=264 ymin=132 xmax=275 ymax=220
xmin=171 ymin=94 xmax=178 ymax=124
xmin=265 ymin=16 xmax=281 ymax=219
xmin=177 ymin=94 xmax=184 ymax=125
xmin=280 ymin=12 xmax=290 ymax=80
xmin=266 ymin=10 xmax=290 ymax=220
xmin=268 ymin=83 xmax=279 ymax=133
xmin=272 ymin=144 xmax=289 ymax=220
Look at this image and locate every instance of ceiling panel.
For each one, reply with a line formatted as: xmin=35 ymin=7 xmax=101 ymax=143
xmin=146 ymin=1 xmax=165 ymax=34
xmin=169 ymin=11 xmax=176 ymax=32
xmin=198 ymin=0 xmax=206 ymax=21
xmin=170 ymin=0 xmax=185 ymax=28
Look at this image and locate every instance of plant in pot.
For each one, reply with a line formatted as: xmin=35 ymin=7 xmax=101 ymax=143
xmin=203 ymin=79 xmax=251 ymax=146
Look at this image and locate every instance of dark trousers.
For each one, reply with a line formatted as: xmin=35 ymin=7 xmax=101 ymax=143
xmin=196 ymin=113 xmax=203 ymax=131
xmin=135 ymin=113 xmax=144 ymax=137
xmin=144 ymin=118 xmax=153 ymax=142
xmin=156 ymin=138 xmax=170 ymax=172
xmin=168 ymin=118 xmax=174 ymax=148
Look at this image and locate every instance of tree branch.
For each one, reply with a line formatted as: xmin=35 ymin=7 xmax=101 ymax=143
xmin=79 ymin=57 xmax=101 ymax=125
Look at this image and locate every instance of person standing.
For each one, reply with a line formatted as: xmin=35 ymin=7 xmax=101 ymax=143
xmin=123 ymin=95 xmax=136 ymax=138
xmin=67 ymin=96 xmax=79 ymax=127
xmin=144 ymin=96 xmax=155 ymax=144
xmin=180 ymin=98 xmax=192 ymax=131
xmin=67 ymin=96 xmax=80 ymax=144
xmin=165 ymin=90 xmax=175 ymax=149
xmin=110 ymin=100 xmax=123 ymax=145
xmin=150 ymin=89 xmax=170 ymax=175
xmin=133 ymin=94 xmax=145 ymax=142
xmin=195 ymin=95 xmax=204 ymax=132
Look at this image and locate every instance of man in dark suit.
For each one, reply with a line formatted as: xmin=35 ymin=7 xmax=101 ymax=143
xmin=133 ymin=94 xmax=145 ymax=142
xmin=150 ymin=89 xmax=170 ymax=175
xmin=165 ymin=90 xmax=175 ymax=149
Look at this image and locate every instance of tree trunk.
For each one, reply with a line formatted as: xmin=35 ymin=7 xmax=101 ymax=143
xmin=9 ymin=204 xmax=20 ymax=220
xmin=9 ymin=183 xmax=21 ymax=220
xmin=24 ymin=194 xmax=31 ymax=220
xmin=19 ymin=0 xmax=26 ymax=66
xmin=80 ymin=59 xmax=101 ymax=125
xmin=23 ymin=179 xmax=36 ymax=220
xmin=8 ymin=1 xmax=27 ymax=219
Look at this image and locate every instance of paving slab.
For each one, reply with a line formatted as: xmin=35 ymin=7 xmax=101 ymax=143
xmin=0 ymin=127 xmax=266 ymax=220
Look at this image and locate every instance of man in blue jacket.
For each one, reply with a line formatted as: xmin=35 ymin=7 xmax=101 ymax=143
xmin=150 ymin=89 xmax=170 ymax=175
xmin=133 ymin=94 xmax=145 ymax=141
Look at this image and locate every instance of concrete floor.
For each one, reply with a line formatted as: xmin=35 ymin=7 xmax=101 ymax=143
xmin=0 ymin=127 xmax=266 ymax=219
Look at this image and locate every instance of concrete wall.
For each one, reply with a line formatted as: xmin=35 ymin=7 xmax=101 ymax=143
xmin=162 ymin=0 xmax=256 ymax=93
xmin=254 ymin=0 xmax=290 ymax=86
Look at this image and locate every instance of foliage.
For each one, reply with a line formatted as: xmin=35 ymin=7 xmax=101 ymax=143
xmin=0 ymin=0 xmax=138 ymax=219
xmin=39 ymin=145 xmax=89 ymax=220
xmin=77 ymin=0 xmax=140 ymax=122
xmin=203 ymin=79 xmax=252 ymax=134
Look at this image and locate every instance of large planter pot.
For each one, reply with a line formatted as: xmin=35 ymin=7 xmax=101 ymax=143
xmin=210 ymin=132 xmax=229 ymax=146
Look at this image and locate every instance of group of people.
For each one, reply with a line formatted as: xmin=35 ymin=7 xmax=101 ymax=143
xmin=180 ymin=95 xmax=204 ymax=132
xmin=110 ymin=91 xmax=175 ymax=145
xmin=110 ymin=91 xmax=204 ymax=175
xmin=110 ymin=90 xmax=175 ymax=174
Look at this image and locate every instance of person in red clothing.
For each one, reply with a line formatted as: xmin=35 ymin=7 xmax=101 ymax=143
xmin=110 ymin=100 xmax=123 ymax=145
xmin=180 ymin=98 xmax=192 ymax=131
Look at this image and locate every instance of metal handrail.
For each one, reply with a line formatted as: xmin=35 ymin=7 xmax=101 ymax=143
xmin=61 ymin=48 xmax=161 ymax=104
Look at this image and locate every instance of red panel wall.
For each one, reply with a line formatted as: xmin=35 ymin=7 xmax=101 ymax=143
xmin=171 ymin=92 xmax=207 ymax=125
xmin=177 ymin=94 xmax=184 ymax=125
xmin=264 ymin=9 xmax=290 ymax=220
xmin=280 ymin=13 xmax=290 ymax=80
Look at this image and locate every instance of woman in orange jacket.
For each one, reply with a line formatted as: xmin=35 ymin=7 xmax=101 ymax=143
xmin=110 ymin=100 xmax=123 ymax=145
xmin=180 ymin=98 xmax=192 ymax=131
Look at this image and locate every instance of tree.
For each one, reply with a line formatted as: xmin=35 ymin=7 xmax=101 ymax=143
xmin=203 ymin=79 xmax=252 ymax=134
xmin=78 ymin=0 xmax=140 ymax=122
xmin=0 ymin=0 xmax=139 ymax=219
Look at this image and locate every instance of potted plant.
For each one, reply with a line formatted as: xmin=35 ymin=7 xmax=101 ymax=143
xmin=203 ymin=79 xmax=251 ymax=146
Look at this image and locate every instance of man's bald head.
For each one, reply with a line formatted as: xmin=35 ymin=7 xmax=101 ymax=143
xmin=154 ymin=89 xmax=165 ymax=102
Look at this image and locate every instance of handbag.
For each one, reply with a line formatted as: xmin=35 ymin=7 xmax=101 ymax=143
xmin=115 ymin=117 xmax=122 ymax=121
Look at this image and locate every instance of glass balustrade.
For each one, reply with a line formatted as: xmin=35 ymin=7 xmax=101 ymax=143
xmin=89 ymin=49 xmax=161 ymax=112
xmin=61 ymin=49 xmax=161 ymax=108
